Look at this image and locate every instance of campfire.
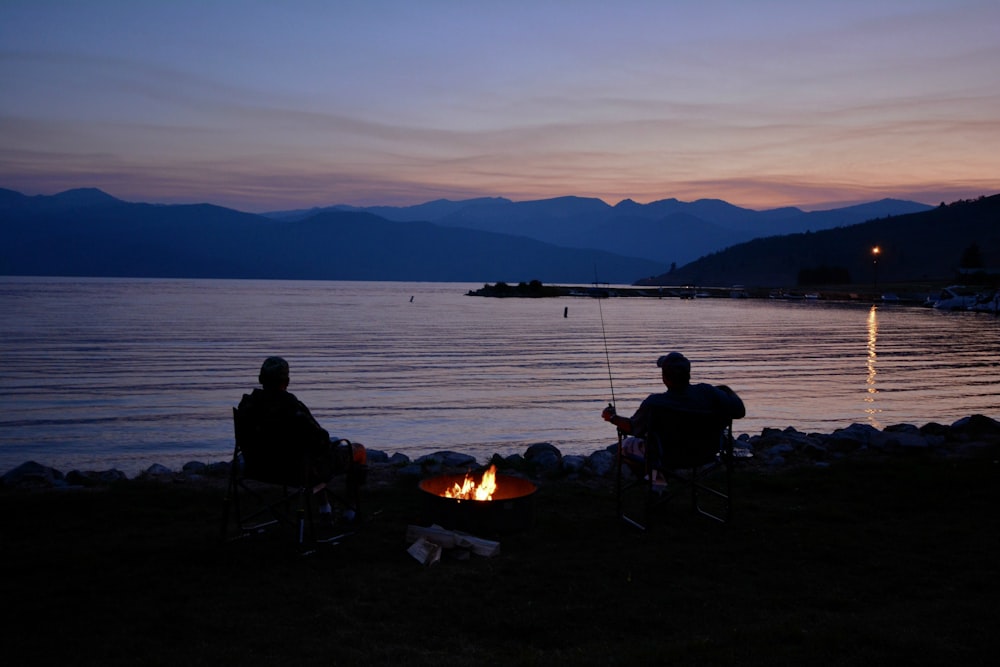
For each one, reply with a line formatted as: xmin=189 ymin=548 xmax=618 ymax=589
xmin=418 ymin=466 xmax=538 ymax=534
xmin=443 ymin=464 xmax=498 ymax=501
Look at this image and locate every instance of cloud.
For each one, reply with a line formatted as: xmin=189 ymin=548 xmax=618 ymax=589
xmin=2 ymin=1 xmax=999 ymax=211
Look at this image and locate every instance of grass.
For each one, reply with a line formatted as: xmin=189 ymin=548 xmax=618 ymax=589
xmin=3 ymin=457 xmax=999 ymax=666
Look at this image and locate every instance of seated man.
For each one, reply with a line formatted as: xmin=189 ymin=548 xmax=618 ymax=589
xmin=237 ymin=356 xmax=366 ymax=520
xmin=601 ymin=351 xmax=745 ymax=476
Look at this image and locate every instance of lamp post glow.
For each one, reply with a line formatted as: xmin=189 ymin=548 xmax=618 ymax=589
xmin=872 ymin=246 xmax=881 ymax=295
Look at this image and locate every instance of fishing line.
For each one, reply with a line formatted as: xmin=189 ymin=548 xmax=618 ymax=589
xmin=594 ymin=269 xmax=616 ymax=409
xmin=596 ymin=270 xmax=627 ymax=517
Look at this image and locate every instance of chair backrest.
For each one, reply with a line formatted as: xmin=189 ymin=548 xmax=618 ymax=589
xmin=643 ymin=405 xmax=728 ymax=469
xmin=233 ymin=404 xmax=310 ymax=485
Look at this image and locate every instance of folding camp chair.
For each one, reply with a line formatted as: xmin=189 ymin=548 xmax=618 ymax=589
xmin=616 ymin=405 xmax=734 ymax=530
xmin=221 ymin=407 xmax=361 ymax=551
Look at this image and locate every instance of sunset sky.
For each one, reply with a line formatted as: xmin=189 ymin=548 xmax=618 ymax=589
xmin=2 ymin=0 xmax=998 ymax=212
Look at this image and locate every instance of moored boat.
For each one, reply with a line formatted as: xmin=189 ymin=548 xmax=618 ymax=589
xmin=931 ymin=285 xmax=979 ymax=311
xmin=969 ymin=290 xmax=1000 ymax=314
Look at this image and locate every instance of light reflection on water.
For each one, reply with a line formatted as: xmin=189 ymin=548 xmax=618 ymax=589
xmin=866 ymin=305 xmax=881 ymax=429
xmin=1 ymin=277 xmax=999 ymax=476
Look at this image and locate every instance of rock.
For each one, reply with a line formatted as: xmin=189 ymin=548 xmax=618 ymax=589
xmin=829 ymin=423 xmax=882 ymax=449
xmin=415 ymin=451 xmax=478 ymax=469
xmin=204 ymin=461 xmax=231 ymax=477
xmin=919 ymin=422 xmax=951 ymax=438
xmin=561 ymin=454 xmax=586 ymax=474
xmin=396 ymin=464 xmax=425 ymax=479
xmin=881 ymin=430 xmax=931 ymax=454
xmin=503 ymin=453 xmax=525 ymax=467
xmin=884 ymin=422 xmax=921 ymax=434
xmin=952 ymin=414 xmax=1000 ymax=438
xmin=367 ymin=449 xmax=391 ymax=464
xmin=524 ymin=442 xmax=562 ymax=475
xmin=586 ymin=449 xmax=616 ymax=477
xmin=65 ymin=470 xmax=101 ymax=487
xmin=759 ymin=443 xmax=795 ymax=465
xmin=800 ymin=440 xmax=829 ymax=460
xmin=2 ymin=461 xmax=66 ymax=489
xmin=5 ymin=414 xmax=999 ymax=493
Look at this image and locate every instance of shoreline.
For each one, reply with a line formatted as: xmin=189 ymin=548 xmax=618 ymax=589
xmin=4 ymin=413 xmax=998 ymax=491
xmin=466 ymin=280 xmax=1000 ymax=311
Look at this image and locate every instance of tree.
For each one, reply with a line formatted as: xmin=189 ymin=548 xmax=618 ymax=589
xmin=797 ymin=265 xmax=852 ymax=285
xmin=960 ymin=243 xmax=984 ymax=269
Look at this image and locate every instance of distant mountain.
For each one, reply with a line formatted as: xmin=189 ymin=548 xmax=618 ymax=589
xmin=0 ymin=187 xmax=121 ymax=212
xmin=3 ymin=186 xmax=975 ymax=286
xmin=640 ymin=195 xmax=1000 ymax=288
xmin=267 ymin=196 xmax=513 ymax=222
xmin=270 ymin=196 xmax=933 ymax=267
xmin=0 ymin=188 xmax=664 ymax=284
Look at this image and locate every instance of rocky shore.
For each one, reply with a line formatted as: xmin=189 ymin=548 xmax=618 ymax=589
xmin=3 ymin=414 xmax=999 ymax=492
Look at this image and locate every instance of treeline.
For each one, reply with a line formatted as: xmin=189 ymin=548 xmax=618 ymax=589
xmin=466 ymin=280 xmax=572 ymax=297
xmin=640 ymin=194 xmax=1000 ymax=288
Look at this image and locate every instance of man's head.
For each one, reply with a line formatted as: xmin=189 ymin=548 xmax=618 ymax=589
xmin=656 ymin=351 xmax=691 ymax=387
xmin=258 ymin=356 xmax=290 ymax=389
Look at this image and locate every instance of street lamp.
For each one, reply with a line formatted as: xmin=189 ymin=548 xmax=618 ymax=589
xmin=871 ymin=246 xmax=881 ymax=295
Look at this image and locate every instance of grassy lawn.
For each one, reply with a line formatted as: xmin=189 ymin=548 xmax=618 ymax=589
xmin=3 ymin=457 xmax=999 ymax=666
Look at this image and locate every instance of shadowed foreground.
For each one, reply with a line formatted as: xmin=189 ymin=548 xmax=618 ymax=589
xmin=3 ymin=457 xmax=999 ymax=666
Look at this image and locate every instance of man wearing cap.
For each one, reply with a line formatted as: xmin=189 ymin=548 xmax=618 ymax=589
xmin=601 ymin=351 xmax=745 ymax=438
xmin=237 ymin=356 xmax=367 ymax=520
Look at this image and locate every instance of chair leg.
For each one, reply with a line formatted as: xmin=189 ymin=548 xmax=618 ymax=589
xmin=690 ymin=461 xmax=732 ymax=523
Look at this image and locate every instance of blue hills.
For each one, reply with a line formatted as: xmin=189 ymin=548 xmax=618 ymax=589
xmin=4 ymin=185 xmax=985 ymax=286
xmin=266 ymin=195 xmax=934 ymax=269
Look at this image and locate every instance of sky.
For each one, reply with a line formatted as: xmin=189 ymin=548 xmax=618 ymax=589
xmin=1 ymin=0 xmax=998 ymax=213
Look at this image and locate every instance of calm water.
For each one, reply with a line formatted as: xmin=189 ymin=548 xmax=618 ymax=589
xmin=2 ymin=277 xmax=998 ymax=476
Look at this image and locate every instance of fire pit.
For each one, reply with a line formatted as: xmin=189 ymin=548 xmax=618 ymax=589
xmin=418 ymin=465 xmax=537 ymax=535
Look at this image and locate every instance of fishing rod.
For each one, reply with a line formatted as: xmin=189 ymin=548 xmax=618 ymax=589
xmin=596 ymin=268 xmax=631 ymax=523
xmin=594 ymin=267 xmax=617 ymax=412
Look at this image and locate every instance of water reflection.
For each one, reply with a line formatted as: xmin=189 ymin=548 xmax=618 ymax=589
xmin=4 ymin=278 xmax=1000 ymax=475
xmin=865 ymin=305 xmax=882 ymax=428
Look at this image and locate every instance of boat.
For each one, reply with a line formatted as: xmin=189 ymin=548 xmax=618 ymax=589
xmin=968 ymin=290 xmax=1000 ymax=314
xmin=930 ymin=285 xmax=980 ymax=311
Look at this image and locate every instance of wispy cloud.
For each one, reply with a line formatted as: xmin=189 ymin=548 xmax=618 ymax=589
xmin=1 ymin=1 xmax=998 ymax=210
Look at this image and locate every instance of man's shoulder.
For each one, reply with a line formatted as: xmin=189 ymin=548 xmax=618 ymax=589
xmin=639 ymin=392 xmax=671 ymax=407
xmin=237 ymin=389 xmax=261 ymax=409
xmin=239 ymin=388 xmax=299 ymax=411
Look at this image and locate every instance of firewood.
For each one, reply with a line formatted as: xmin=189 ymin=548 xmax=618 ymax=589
xmin=405 ymin=524 xmax=500 ymax=557
xmin=406 ymin=537 xmax=442 ymax=565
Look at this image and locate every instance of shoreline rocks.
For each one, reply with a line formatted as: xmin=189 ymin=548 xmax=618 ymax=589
xmin=3 ymin=415 xmax=998 ymax=492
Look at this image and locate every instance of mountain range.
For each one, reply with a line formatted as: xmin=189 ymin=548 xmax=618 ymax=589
xmin=2 ymin=186 xmax=954 ymax=286
xmin=267 ymin=195 xmax=933 ymax=268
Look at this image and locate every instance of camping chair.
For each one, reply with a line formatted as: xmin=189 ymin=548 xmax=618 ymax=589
xmin=221 ymin=407 xmax=361 ymax=550
xmin=616 ymin=405 xmax=734 ymax=531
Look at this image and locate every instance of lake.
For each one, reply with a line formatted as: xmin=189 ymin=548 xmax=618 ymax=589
xmin=2 ymin=277 xmax=998 ymax=476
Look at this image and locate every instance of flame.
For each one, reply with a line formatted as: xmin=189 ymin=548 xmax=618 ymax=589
xmin=443 ymin=464 xmax=498 ymax=501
